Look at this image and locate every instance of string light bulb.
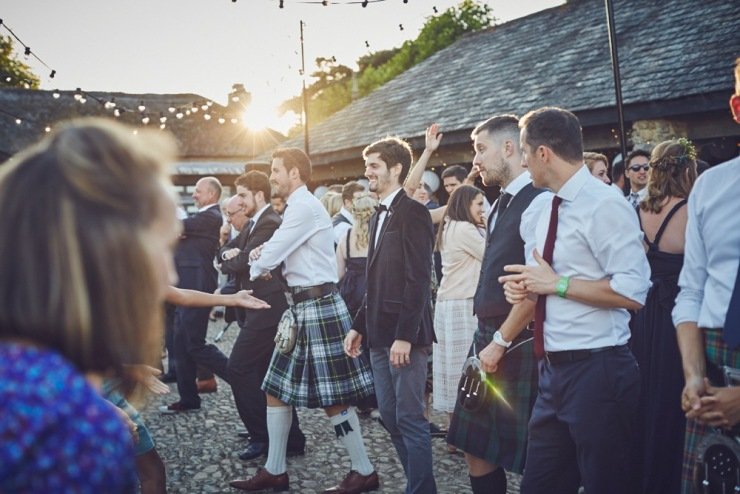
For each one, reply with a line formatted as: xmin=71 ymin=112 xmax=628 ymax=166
xmin=15 ymin=118 xmax=22 ymax=125
xmin=138 ymin=100 xmax=146 ymax=112
xmin=79 ymin=95 xmax=87 ymax=104
xmin=5 ymin=76 xmax=11 ymax=83
xmin=159 ymin=112 xmax=167 ymax=123
xmin=74 ymin=88 xmax=82 ymax=101
xmin=218 ymin=117 xmax=226 ymax=124
xmin=24 ymin=46 xmax=31 ymax=56
xmin=279 ymin=0 xmax=284 ymax=8
xmin=201 ymin=103 xmax=209 ymax=111
xmin=399 ymin=24 xmax=404 ymax=31
xmin=176 ymin=111 xmax=184 ymax=119
xmin=45 ymin=126 xmax=51 ymax=132
xmin=433 ymin=6 xmax=438 ymax=13
xmin=230 ymin=118 xmax=238 ymax=124
xmin=49 ymin=70 xmax=56 ymax=79
xmin=159 ymin=123 xmax=166 ymax=130
xmin=114 ymin=108 xmax=121 ymax=117
xmin=104 ymin=98 xmax=116 ymax=110
xmin=52 ymin=90 xmax=60 ymax=99
xmin=362 ymin=0 xmax=368 ymax=6
xmin=231 ymin=95 xmax=240 ymax=102
xmin=204 ymin=113 xmax=212 ymax=121
xmin=168 ymin=105 xmax=176 ymax=113
xmin=142 ymin=115 xmax=150 ymax=125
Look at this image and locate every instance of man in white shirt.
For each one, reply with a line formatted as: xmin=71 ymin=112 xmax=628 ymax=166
xmin=673 ymin=57 xmax=740 ymax=493
xmin=500 ymin=107 xmax=651 ymax=494
xmin=332 ymin=181 xmax=365 ymax=245
xmin=624 ymin=149 xmax=651 ymax=208
xmin=229 ymin=149 xmax=377 ymax=494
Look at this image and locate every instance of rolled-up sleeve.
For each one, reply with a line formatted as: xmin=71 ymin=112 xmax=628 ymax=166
xmin=672 ymin=192 xmax=705 ymax=326
xmin=588 ymin=196 xmax=651 ymax=305
xmin=521 ymin=192 xmax=551 ymax=265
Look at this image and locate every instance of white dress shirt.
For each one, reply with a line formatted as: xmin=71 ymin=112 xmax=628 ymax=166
xmin=333 ymin=207 xmax=354 ymax=244
xmin=673 ymin=156 xmax=740 ymax=328
xmin=532 ymin=166 xmax=651 ymax=351
xmin=249 ymin=185 xmax=338 ymax=287
xmin=374 ymin=187 xmax=403 ymax=247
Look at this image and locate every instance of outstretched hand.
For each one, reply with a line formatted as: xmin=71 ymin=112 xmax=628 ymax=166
xmin=425 ymin=123 xmax=443 ymax=153
xmin=234 ymin=290 xmax=271 ymax=310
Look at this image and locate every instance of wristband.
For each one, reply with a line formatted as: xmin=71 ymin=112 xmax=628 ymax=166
xmin=556 ymin=276 xmax=570 ymax=298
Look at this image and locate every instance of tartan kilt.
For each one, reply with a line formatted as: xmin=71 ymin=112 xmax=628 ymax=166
xmin=447 ymin=318 xmax=538 ymax=474
xmin=681 ymin=328 xmax=740 ymax=494
xmin=261 ymin=292 xmax=374 ymax=409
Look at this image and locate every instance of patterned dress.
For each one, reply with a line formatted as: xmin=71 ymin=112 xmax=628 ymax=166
xmin=0 ymin=343 xmax=137 ymax=493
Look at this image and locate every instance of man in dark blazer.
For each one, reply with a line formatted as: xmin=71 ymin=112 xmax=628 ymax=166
xmin=219 ymin=171 xmax=305 ymax=461
xmin=161 ymin=176 xmax=230 ymax=413
xmin=345 ymin=137 xmax=437 ymax=494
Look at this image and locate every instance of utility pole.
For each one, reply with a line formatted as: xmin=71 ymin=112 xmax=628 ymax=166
xmin=300 ymin=20 xmax=309 ymax=156
xmin=605 ymin=0 xmax=628 ymax=186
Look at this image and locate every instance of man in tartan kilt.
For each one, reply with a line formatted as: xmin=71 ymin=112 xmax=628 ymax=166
xmin=674 ymin=58 xmax=740 ymax=494
xmin=446 ymin=115 xmax=550 ymax=494
xmin=229 ymin=148 xmax=378 ymax=494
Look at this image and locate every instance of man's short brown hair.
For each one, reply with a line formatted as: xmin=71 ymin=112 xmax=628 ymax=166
xmin=272 ymin=147 xmax=312 ymax=182
xmin=363 ymin=137 xmax=413 ymax=183
xmin=520 ymin=107 xmax=583 ymax=164
xmin=341 ymin=181 xmax=365 ymax=203
xmin=235 ymin=170 xmax=271 ymax=200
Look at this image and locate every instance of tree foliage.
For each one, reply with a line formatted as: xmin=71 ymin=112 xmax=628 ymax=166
xmin=0 ymin=35 xmax=40 ymax=89
xmin=282 ymin=0 xmax=493 ymax=135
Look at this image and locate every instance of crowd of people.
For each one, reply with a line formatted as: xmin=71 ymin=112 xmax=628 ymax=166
xmin=1 ymin=58 xmax=739 ymax=494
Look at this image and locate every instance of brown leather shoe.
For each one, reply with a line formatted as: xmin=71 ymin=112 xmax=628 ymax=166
xmin=197 ymin=377 xmax=217 ymax=394
xmin=229 ymin=467 xmax=289 ymax=492
xmin=323 ymin=470 xmax=379 ymax=494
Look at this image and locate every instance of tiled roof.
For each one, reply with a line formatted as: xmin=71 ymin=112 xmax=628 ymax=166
xmin=0 ymin=89 xmax=285 ymax=161
xmin=283 ymin=0 xmax=738 ymax=160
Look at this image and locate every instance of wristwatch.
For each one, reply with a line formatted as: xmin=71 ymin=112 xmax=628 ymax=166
xmin=493 ymin=330 xmax=512 ymax=348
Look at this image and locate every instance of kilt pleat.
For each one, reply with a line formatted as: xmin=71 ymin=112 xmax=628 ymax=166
xmin=261 ymin=292 xmax=374 ymax=409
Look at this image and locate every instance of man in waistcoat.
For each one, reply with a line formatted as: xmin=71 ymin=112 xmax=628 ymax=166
xmin=446 ymin=115 xmax=551 ymax=494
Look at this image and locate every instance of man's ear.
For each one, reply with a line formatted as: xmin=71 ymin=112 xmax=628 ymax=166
xmin=503 ymin=139 xmax=515 ymax=159
xmin=390 ymin=162 xmax=403 ymax=181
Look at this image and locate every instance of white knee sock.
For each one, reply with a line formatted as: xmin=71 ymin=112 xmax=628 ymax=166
xmin=264 ymin=406 xmax=292 ymax=475
xmin=330 ymin=407 xmax=374 ymax=476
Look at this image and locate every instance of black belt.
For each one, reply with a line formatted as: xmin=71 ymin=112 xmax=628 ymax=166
xmin=289 ymin=283 xmax=337 ymax=304
xmin=545 ymin=344 xmax=627 ymax=366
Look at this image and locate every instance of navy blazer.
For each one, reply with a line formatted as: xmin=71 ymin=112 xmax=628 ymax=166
xmin=219 ymin=207 xmax=288 ymax=331
xmin=352 ymin=191 xmax=436 ymax=348
xmin=175 ymin=203 xmax=222 ymax=292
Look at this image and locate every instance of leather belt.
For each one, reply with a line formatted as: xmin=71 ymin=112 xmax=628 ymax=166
xmin=545 ymin=344 xmax=627 ymax=366
xmin=289 ymin=283 xmax=337 ymax=304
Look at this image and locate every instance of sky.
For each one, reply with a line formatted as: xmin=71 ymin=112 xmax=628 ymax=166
xmin=3 ymin=0 xmax=563 ymax=132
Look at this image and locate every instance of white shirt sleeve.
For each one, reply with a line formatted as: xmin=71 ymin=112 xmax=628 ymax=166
xmin=521 ymin=191 xmax=552 ymax=266
xmin=672 ymin=189 xmax=706 ymax=326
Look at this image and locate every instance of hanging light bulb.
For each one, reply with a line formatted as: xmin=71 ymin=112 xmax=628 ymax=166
xmin=104 ymin=98 xmax=116 ymax=110
xmin=201 ymin=103 xmax=209 ymax=111
xmin=159 ymin=112 xmax=167 ymax=123
xmin=231 ymin=95 xmax=240 ymax=102
xmin=168 ymin=105 xmax=176 ymax=113
xmin=5 ymin=75 xmax=12 ymax=83
xmin=176 ymin=111 xmax=184 ymax=119
xmin=23 ymin=81 xmax=30 ymax=89
xmin=230 ymin=118 xmax=238 ymax=124
xmin=362 ymin=0 xmax=368 ymax=7
xmin=207 ymin=100 xmax=214 ymax=107
xmin=49 ymin=70 xmax=56 ymax=79
xmin=24 ymin=46 xmax=31 ymax=57
xmin=142 ymin=115 xmax=150 ymax=125
xmin=218 ymin=117 xmax=226 ymax=124
xmin=45 ymin=126 xmax=51 ymax=133
xmin=79 ymin=94 xmax=87 ymax=104
xmin=185 ymin=110 xmax=191 ymax=116
xmin=279 ymin=0 xmax=284 ymax=7
xmin=138 ymin=100 xmax=146 ymax=112
xmin=114 ymin=108 xmax=122 ymax=117
xmin=159 ymin=123 xmax=166 ymax=130
xmin=74 ymin=88 xmax=82 ymax=100
xmin=15 ymin=118 xmax=22 ymax=125
xmin=191 ymin=106 xmax=199 ymax=113
xmin=204 ymin=113 xmax=212 ymax=121
xmin=52 ymin=89 xmax=61 ymax=99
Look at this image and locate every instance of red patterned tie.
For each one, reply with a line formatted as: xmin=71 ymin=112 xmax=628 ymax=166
xmin=534 ymin=195 xmax=562 ymax=359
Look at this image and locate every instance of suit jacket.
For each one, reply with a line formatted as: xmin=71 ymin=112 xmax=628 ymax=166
xmin=219 ymin=207 xmax=288 ymax=331
xmin=174 ymin=203 xmax=222 ymax=293
xmin=352 ymin=191 xmax=436 ymax=348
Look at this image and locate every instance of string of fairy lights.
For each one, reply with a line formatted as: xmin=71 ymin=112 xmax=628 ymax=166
xmin=0 ymin=1 xmax=447 ymax=134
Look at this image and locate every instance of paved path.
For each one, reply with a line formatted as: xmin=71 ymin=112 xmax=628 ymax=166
xmin=141 ymin=319 xmax=522 ymax=493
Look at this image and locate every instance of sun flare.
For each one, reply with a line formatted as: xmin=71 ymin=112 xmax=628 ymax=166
xmin=241 ymin=99 xmax=297 ymax=136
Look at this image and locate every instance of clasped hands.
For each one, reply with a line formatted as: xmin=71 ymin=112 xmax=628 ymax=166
xmin=682 ymin=375 xmax=740 ymax=429
xmin=498 ymin=249 xmax=559 ymax=304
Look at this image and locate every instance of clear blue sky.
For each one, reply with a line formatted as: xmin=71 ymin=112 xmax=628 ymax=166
xmin=3 ymin=0 xmax=563 ymax=131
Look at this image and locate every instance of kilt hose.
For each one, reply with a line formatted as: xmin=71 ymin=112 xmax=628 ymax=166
xmin=447 ymin=317 xmax=537 ymax=473
xmin=262 ymin=292 xmax=374 ymax=409
xmin=681 ymin=328 xmax=740 ymax=494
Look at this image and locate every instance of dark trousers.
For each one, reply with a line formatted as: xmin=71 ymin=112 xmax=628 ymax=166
xmin=227 ymin=325 xmax=304 ymax=446
xmin=164 ymin=303 xmax=177 ymax=374
xmin=174 ymin=305 xmax=230 ymax=407
xmin=520 ymin=345 xmax=640 ymax=494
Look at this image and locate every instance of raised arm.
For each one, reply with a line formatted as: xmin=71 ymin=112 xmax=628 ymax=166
xmin=403 ymin=123 xmax=443 ymax=197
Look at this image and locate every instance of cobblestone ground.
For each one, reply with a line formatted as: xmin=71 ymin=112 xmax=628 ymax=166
xmin=141 ymin=319 xmax=522 ymax=493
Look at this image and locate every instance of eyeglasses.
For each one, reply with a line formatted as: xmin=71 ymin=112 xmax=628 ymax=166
xmin=225 ymin=207 xmax=243 ymax=217
xmin=628 ymin=164 xmax=649 ymax=172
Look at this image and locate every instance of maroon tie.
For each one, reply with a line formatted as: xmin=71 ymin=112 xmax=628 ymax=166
xmin=534 ymin=195 xmax=562 ymax=360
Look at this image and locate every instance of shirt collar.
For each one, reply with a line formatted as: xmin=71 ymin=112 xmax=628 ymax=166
xmin=286 ymin=185 xmax=309 ymax=205
xmin=199 ymin=203 xmax=217 ymax=213
xmin=339 ymin=206 xmax=354 ymax=223
xmin=557 ymin=165 xmax=591 ymax=202
xmin=503 ymin=171 xmax=533 ymax=197
xmin=251 ymin=203 xmax=271 ymax=224
xmin=380 ymin=187 xmax=403 ymax=209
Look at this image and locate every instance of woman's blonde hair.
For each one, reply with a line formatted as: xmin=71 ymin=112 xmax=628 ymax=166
xmin=321 ymin=190 xmax=342 ymax=218
xmin=0 ymin=118 xmax=176 ymax=386
xmin=349 ymin=193 xmax=378 ymax=251
xmin=640 ymin=138 xmax=697 ymax=214
xmin=583 ymin=151 xmax=608 ymax=172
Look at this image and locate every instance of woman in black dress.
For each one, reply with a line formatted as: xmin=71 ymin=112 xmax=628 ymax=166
xmin=631 ymin=138 xmax=698 ymax=494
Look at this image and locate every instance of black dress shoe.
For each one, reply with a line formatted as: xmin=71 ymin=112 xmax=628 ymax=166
xmin=238 ymin=441 xmax=268 ymax=461
xmin=159 ymin=372 xmax=177 ymax=383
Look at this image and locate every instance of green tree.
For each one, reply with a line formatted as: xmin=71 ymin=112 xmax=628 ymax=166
xmin=281 ymin=0 xmax=493 ymax=130
xmin=0 ymin=35 xmax=40 ymax=89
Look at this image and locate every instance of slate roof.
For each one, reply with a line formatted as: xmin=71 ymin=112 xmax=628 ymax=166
xmin=281 ymin=0 xmax=738 ymax=162
xmin=0 ymin=89 xmax=285 ymax=163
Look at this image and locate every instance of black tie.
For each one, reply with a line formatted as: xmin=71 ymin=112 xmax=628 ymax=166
xmin=375 ymin=204 xmax=389 ymax=213
xmin=497 ymin=193 xmax=512 ymax=217
xmin=243 ymin=219 xmax=255 ymax=237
